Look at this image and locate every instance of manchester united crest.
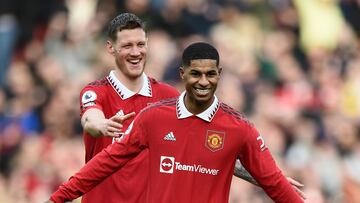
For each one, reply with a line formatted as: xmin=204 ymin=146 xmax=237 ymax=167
xmin=205 ymin=130 xmax=225 ymax=152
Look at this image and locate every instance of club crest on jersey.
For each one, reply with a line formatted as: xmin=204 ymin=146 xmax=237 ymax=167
xmin=82 ymin=90 xmax=97 ymax=104
xmin=205 ymin=130 xmax=225 ymax=152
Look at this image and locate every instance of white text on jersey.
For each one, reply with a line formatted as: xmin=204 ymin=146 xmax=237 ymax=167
xmin=160 ymin=156 xmax=219 ymax=176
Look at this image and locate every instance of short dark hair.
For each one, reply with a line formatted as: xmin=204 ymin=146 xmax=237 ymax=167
xmin=182 ymin=42 xmax=220 ymax=67
xmin=107 ymin=13 xmax=145 ymax=41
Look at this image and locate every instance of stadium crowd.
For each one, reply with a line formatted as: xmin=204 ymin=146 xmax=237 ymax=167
xmin=0 ymin=0 xmax=359 ymax=202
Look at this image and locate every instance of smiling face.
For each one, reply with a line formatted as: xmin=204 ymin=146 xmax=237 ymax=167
xmin=107 ymin=28 xmax=147 ymax=80
xmin=180 ymin=59 xmax=222 ymax=114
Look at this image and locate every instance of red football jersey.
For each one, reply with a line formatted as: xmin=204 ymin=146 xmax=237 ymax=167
xmin=52 ymin=92 xmax=303 ymax=203
xmin=78 ymin=71 xmax=179 ymax=203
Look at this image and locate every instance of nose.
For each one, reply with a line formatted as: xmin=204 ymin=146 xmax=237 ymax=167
xmin=130 ymin=46 xmax=141 ymax=56
xmin=198 ymin=74 xmax=210 ymax=86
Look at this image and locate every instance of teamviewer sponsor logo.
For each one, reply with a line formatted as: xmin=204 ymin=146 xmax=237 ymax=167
xmin=160 ymin=156 xmax=220 ymax=175
xmin=160 ymin=156 xmax=175 ymax=174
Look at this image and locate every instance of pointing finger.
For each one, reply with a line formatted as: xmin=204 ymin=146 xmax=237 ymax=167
xmin=121 ymin=112 xmax=135 ymax=121
xmin=110 ymin=112 xmax=136 ymax=123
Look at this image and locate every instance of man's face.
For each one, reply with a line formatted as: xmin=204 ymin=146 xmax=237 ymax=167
xmin=109 ymin=28 xmax=147 ymax=79
xmin=180 ymin=59 xmax=221 ymax=112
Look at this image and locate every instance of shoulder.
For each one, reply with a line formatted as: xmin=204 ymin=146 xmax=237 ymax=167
xmin=81 ymin=77 xmax=109 ymax=93
xmin=87 ymin=77 xmax=110 ymax=87
xmin=80 ymin=77 xmax=109 ymax=100
xmin=140 ymin=97 xmax=177 ymax=114
xmin=130 ymin=97 xmax=177 ymax=130
xmin=219 ymin=103 xmax=254 ymax=127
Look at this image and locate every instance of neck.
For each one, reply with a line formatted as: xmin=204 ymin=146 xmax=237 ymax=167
xmin=184 ymin=94 xmax=214 ymax=115
xmin=114 ymin=70 xmax=143 ymax=93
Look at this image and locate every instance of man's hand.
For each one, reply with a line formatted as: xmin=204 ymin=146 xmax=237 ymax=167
xmin=99 ymin=112 xmax=136 ymax=137
xmin=82 ymin=108 xmax=136 ymax=137
xmin=287 ymin=177 xmax=306 ymax=200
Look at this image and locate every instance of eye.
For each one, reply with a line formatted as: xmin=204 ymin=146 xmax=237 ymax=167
xmin=207 ymin=71 xmax=218 ymax=77
xmin=190 ymin=71 xmax=200 ymax=77
xmin=122 ymin=44 xmax=132 ymax=49
xmin=138 ymin=42 xmax=146 ymax=48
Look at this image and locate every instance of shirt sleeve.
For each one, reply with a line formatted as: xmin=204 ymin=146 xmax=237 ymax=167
xmin=50 ymin=114 xmax=148 ymax=203
xmin=238 ymin=125 xmax=303 ymax=203
xmin=79 ymin=86 xmax=104 ymax=117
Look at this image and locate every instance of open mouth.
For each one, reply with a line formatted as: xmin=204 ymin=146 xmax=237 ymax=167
xmin=128 ymin=58 xmax=141 ymax=65
xmin=195 ymin=88 xmax=210 ymax=96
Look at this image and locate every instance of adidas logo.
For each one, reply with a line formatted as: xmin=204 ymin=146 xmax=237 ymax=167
xmin=164 ymin=132 xmax=176 ymax=141
xmin=116 ymin=110 xmax=124 ymax=116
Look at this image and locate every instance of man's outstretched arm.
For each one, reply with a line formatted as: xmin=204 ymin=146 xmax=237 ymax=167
xmin=46 ymin=137 xmax=142 ymax=203
xmin=82 ymin=108 xmax=135 ymax=137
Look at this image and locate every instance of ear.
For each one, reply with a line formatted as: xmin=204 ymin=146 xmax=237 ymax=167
xmin=106 ymin=40 xmax=115 ymax=55
xmin=218 ymin=67 xmax=222 ymax=76
xmin=179 ymin=67 xmax=185 ymax=80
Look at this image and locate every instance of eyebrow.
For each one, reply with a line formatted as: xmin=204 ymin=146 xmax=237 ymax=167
xmin=189 ymin=69 xmax=218 ymax=74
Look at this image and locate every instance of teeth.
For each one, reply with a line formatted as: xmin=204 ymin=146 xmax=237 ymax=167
xmin=195 ymin=89 xmax=209 ymax=95
xmin=129 ymin=59 xmax=140 ymax=64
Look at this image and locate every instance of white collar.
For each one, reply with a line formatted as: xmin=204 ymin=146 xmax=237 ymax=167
xmin=107 ymin=70 xmax=152 ymax=99
xmin=176 ymin=91 xmax=219 ymax=122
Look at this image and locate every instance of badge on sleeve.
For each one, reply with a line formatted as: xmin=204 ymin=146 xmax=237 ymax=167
xmin=205 ymin=130 xmax=225 ymax=152
xmin=82 ymin=90 xmax=97 ymax=104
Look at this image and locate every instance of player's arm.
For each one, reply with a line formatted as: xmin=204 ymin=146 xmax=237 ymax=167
xmin=48 ymin=117 xmax=145 ymax=203
xmin=48 ymin=141 xmax=141 ymax=203
xmin=233 ymin=159 xmax=306 ymax=199
xmin=238 ymin=129 xmax=304 ymax=203
xmin=81 ymin=108 xmax=135 ymax=137
xmin=234 ymin=159 xmax=258 ymax=185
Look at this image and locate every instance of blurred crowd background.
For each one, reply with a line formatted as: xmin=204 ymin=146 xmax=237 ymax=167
xmin=0 ymin=0 xmax=360 ymax=202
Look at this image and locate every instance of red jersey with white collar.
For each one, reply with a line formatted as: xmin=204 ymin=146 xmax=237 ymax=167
xmin=52 ymin=92 xmax=303 ymax=203
xmin=79 ymin=71 xmax=179 ymax=203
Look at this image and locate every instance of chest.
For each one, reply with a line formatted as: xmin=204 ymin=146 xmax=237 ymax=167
xmin=101 ymin=88 xmax=159 ymax=117
xmin=147 ymin=117 xmax=242 ymax=168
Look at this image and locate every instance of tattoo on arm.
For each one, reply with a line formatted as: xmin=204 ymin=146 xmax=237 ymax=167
xmin=233 ymin=159 xmax=259 ymax=186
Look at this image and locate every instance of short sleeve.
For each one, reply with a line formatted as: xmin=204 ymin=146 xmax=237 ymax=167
xmin=79 ymin=85 xmax=105 ymax=117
